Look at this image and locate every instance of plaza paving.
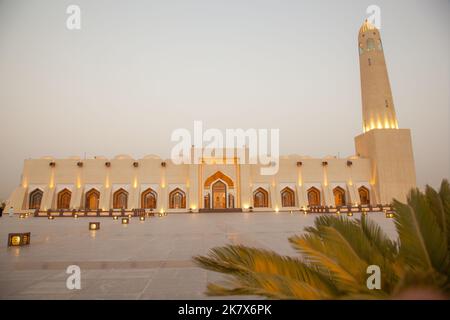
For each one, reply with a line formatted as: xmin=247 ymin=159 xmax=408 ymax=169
xmin=0 ymin=212 xmax=396 ymax=299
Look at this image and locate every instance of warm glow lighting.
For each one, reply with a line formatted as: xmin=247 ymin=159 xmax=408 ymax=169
xmin=19 ymin=214 xmax=26 ymax=219
xmin=347 ymin=212 xmax=353 ymax=217
xmin=8 ymin=232 xmax=31 ymax=247
xmin=275 ymin=207 xmax=279 ymax=213
xmin=122 ymin=218 xmax=129 ymax=224
xmin=139 ymin=216 xmax=145 ymax=221
xmin=11 ymin=236 xmax=21 ymax=246
xmin=74 ymin=214 xmax=78 ymax=219
xmin=48 ymin=215 xmax=55 ymax=220
xmin=113 ymin=216 xmax=118 ymax=220
xmin=89 ymin=222 xmax=100 ymax=230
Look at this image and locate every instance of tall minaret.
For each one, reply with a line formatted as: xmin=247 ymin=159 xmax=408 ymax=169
xmin=354 ymin=20 xmax=416 ymax=204
xmin=358 ymin=20 xmax=398 ymax=133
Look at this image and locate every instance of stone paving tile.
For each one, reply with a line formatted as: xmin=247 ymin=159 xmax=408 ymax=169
xmin=0 ymin=212 xmax=396 ymax=299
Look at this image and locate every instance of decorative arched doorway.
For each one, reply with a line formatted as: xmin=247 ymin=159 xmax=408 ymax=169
xmin=169 ymin=188 xmax=186 ymax=209
xmin=281 ymin=187 xmax=295 ymax=207
xmin=85 ymin=188 xmax=100 ymax=210
xmin=113 ymin=189 xmax=128 ymax=209
xmin=29 ymin=189 xmax=43 ymax=210
xmin=212 ymin=180 xmax=227 ymax=209
xmin=141 ymin=188 xmax=157 ymax=209
xmin=358 ymin=186 xmax=370 ymax=205
xmin=253 ymin=187 xmax=269 ymax=208
xmin=57 ymin=189 xmax=72 ymax=210
xmin=307 ymin=187 xmax=321 ymax=206
xmin=333 ymin=186 xmax=346 ymax=206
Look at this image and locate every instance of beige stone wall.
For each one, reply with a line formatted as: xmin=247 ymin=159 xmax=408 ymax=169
xmin=6 ymin=154 xmax=374 ymax=213
xmin=355 ymin=128 xmax=416 ymax=204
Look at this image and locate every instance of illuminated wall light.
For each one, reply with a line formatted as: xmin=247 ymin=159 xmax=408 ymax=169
xmin=377 ymin=120 xmax=383 ymax=129
xmin=139 ymin=216 xmax=145 ymax=221
xmin=122 ymin=218 xmax=129 ymax=224
xmin=113 ymin=216 xmax=118 ymax=220
xmin=347 ymin=212 xmax=353 ymax=217
xmin=48 ymin=215 xmax=55 ymax=220
xmin=275 ymin=207 xmax=279 ymax=213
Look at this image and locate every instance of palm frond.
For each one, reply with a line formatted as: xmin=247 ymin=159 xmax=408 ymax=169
xmin=393 ymin=189 xmax=448 ymax=273
xmin=438 ymin=179 xmax=450 ymax=253
xmin=193 ymin=245 xmax=338 ymax=298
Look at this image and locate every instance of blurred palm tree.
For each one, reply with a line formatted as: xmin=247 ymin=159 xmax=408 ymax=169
xmin=193 ymin=180 xmax=450 ymax=299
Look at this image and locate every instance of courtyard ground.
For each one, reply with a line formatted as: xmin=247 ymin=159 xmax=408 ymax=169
xmin=0 ymin=212 xmax=396 ymax=299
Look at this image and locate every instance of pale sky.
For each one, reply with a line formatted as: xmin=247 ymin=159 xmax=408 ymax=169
xmin=0 ymin=0 xmax=448 ymax=200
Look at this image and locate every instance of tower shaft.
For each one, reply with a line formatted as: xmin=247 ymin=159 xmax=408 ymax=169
xmin=358 ymin=21 xmax=398 ymax=132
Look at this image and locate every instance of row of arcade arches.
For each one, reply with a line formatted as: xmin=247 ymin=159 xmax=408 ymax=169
xmin=252 ymin=186 xmax=371 ymax=208
xmin=27 ymin=187 xmax=187 ymax=210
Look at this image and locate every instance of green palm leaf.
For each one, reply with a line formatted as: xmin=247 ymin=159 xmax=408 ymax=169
xmin=393 ymin=189 xmax=449 ymax=273
xmin=193 ymin=245 xmax=338 ymax=299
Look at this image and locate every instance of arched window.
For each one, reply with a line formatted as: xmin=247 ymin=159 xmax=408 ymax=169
xmin=367 ymin=38 xmax=375 ymax=50
xmin=228 ymin=194 xmax=235 ymax=209
xmin=358 ymin=186 xmax=370 ymax=205
xmin=141 ymin=188 xmax=157 ymax=209
xmin=57 ymin=188 xmax=72 ymax=209
xmin=307 ymin=187 xmax=321 ymax=206
xmin=169 ymin=188 xmax=186 ymax=209
xmin=29 ymin=189 xmax=43 ymax=210
xmin=281 ymin=187 xmax=295 ymax=207
xmin=113 ymin=188 xmax=128 ymax=209
xmin=253 ymin=187 xmax=269 ymax=208
xmin=333 ymin=187 xmax=346 ymax=206
xmin=85 ymin=188 xmax=100 ymax=210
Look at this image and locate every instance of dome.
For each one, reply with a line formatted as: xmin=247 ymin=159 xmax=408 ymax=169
xmin=359 ymin=19 xmax=377 ymax=34
xmin=143 ymin=154 xmax=161 ymax=160
xmin=114 ymin=154 xmax=133 ymax=160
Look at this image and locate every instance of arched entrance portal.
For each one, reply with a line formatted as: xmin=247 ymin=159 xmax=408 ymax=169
xmin=212 ymin=180 xmax=227 ymax=209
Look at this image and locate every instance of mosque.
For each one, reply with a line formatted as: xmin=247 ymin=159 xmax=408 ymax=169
xmin=5 ymin=20 xmax=416 ymax=214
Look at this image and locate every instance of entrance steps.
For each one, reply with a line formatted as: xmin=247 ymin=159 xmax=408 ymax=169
xmin=198 ymin=208 xmax=243 ymax=213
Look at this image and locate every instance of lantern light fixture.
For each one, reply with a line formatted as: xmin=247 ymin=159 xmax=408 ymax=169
xmin=8 ymin=232 xmax=31 ymax=247
xmin=89 ymin=222 xmax=100 ymax=230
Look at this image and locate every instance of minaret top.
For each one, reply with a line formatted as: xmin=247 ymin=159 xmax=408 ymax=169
xmin=359 ymin=19 xmax=377 ymax=34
